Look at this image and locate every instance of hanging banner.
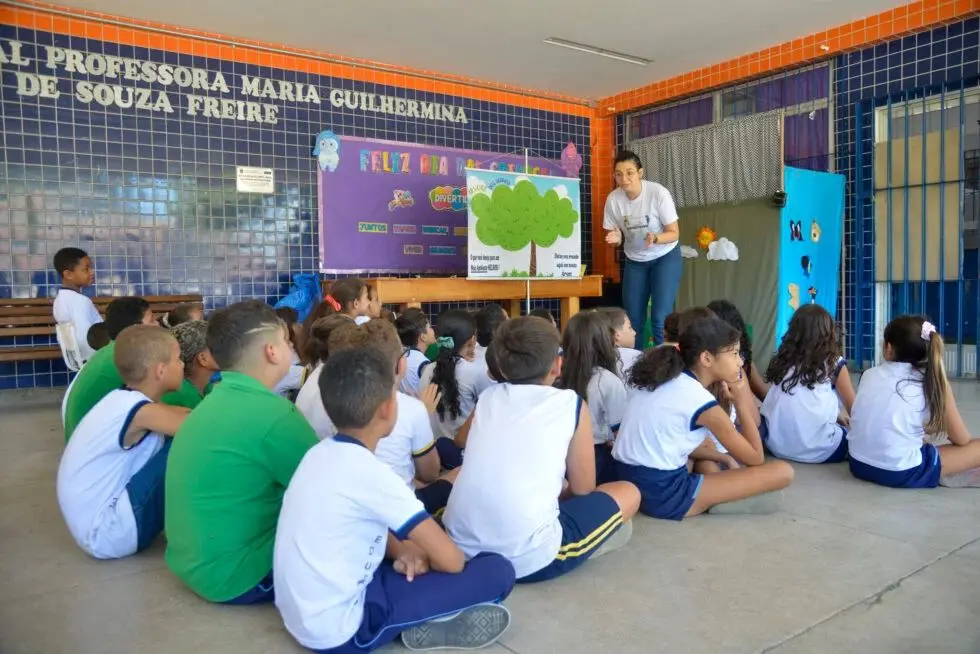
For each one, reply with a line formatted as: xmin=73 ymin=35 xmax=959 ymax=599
xmin=777 ymin=166 xmax=846 ymax=343
xmin=314 ymin=132 xmax=555 ymax=274
xmin=466 ymin=169 xmax=582 ymax=279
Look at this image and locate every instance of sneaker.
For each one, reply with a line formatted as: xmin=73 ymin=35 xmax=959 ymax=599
xmin=707 ymin=490 xmax=783 ymax=515
xmin=940 ymin=467 xmax=980 ymax=488
xmin=401 ymin=603 xmax=511 ymax=651
xmin=590 ymin=519 xmax=633 ymax=560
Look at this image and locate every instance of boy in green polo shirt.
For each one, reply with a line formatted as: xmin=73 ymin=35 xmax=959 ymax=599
xmin=164 ymin=300 xmax=318 ymax=604
xmin=161 ymin=320 xmax=219 ymax=409
xmin=63 ymin=297 xmax=156 ymax=441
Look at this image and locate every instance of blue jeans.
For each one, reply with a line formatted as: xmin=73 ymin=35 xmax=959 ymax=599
xmin=622 ymin=245 xmax=683 ymax=345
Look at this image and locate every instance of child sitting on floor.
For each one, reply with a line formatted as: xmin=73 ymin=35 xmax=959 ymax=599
xmin=64 ymin=296 xmax=158 ymax=441
xmin=529 ymin=307 xmax=557 ymax=328
xmin=707 ymin=299 xmax=769 ymax=401
xmin=662 ymin=312 xmax=680 ymax=345
xmin=322 ymin=278 xmax=371 ymax=323
xmin=355 ymin=283 xmax=383 ymax=325
xmin=419 ymin=310 xmax=492 ymax=466
xmin=295 ymin=314 xmax=358 ymax=438
xmin=557 ymin=311 xmax=628 ymax=485
xmin=162 ymin=320 xmax=219 ymax=410
xmin=762 ymin=305 xmax=856 ymax=464
xmin=272 ymin=306 xmax=307 ymax=398
xmin=159 ymin=303 xmax=204 ymax=328
xmin=274 ymin=347 xmax=515 ymax=653
xmin=443 ymin=317 xmax=640 ymax=583
xmin=598 ymin=307 xmax=641 ymax=377
xmin=848 ymin=316 xmax=980 ymax=488
xmin=395 ymin=308 xmax=436 ymax=397
xmin=614 ymin=315 xmax=794 ymax=520
xmin=165 ymin=300 xmax=318 ymax=605
xmin=57 ymin=325 xmax=189 ymax=559
xmin=473 ymin=303 xmax=508 ymax=371
xmin=325 ymin=319 xmax=455 ymax=514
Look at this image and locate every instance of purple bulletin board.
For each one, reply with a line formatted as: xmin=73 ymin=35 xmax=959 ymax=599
xmin=314 ymin=133 xmax=556 ymax=274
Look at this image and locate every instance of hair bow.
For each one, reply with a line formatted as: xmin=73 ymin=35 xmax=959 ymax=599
xmin=436 ymin=336 xmax=455 ymax=350
xmin=324 ymin=295 xmax=341 ymax=311
xmin=920 ymin=321 xmax=937 ymax=341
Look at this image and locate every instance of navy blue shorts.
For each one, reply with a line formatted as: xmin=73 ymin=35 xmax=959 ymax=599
xmin=126 ymin=438 xmax=172 ymax=552
xmin=518 ymin=491 xmax=624 ymax=584
xmin=849 ymin=444 xmax=941 ymax=489
xmin=820 ymin=427 xmax=849 ymax=464
xmin=224 ymin=571 xmax=275 ymax=605
xmin=415 ymin=480 xmax=453 ymax=515
xmin=617 ymin=462 xmax=703 ymax=521
xmin=594 ymin=443 xmax=618 ymax=485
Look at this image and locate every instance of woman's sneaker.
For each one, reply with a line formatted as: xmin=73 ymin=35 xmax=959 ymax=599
xmin=402 ymin=603 xmax=511 ymax=651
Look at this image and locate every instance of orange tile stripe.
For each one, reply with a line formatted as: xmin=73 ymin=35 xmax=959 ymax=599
xmin=0 ymin=1 xmax=593 ymax=117
xmin=596 ymin=0 xmax=980 ymax=115
xmin=590 ymin=0 xmax=980 ymax=280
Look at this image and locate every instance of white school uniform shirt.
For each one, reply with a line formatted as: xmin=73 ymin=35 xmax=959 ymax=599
xmin=274 ymin=436 xmax=428 ymax=650
xmin=617 ymin=347 xmax=642 ymax=378
xmin=354 ymin=315 xmax=371 ymax=325
xmin=56 ymin=389 xmax=166 ymax=559
xmin=53 ymin=288 xmax=103 ymax=363
xmin=761 ymin=359 xmax=846 ymax=463
xmin=419 ymin=357 xmax=494 ymax=439
xmin=603 ymin=180 xmax=680 ymax=263
xmin=443 ymin=383 xmax=580 ymax=578
xmin=295 ymin=363 xmax=332 ymax=438
xmin=399 ymin=348 xmax=431 ymax=397
xmin=613 ymin=371 xmax=719 ymax=470
xmin=847 ymin=361 xmax=929 ymax=471
xmin=273 ymin=352 xmax=305 ymax=397
xmin=587 ymin=367 xmax=628 ymax=444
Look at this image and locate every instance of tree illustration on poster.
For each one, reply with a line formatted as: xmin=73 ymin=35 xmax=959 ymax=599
xmin=467 ymin=170 xmax=582 ymax=279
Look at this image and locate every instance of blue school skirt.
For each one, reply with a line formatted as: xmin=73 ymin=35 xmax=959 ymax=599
xmin=616 ymin=462 xmax=703 ymax=521
xmin=849 ymin=444 xmax=941 ymax=489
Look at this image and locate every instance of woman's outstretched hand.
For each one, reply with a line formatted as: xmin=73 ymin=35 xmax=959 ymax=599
xmin=605 ymin=230 xmax=623 ymax=245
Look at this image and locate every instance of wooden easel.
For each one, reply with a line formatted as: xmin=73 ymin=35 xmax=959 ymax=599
xmin=326 ymin=276 xmax=603 ymax=327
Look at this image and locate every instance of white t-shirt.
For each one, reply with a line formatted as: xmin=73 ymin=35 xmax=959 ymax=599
xmin=603 ymin=180 xmax=680 ymax=263
xmin=761 ymin=359 xmax=846 ymax=463
xmin=847 ymin=361 xmax=929 ymax=471
xmin=376 ymin=393 xmax=436 ymax=486
xmin=53 ymin=288 xmax=103 ymax=363
xmin=443 ymin=383 xmax=579 ymax=578
xmin=295 ymin=363 xmax=332 ymax=438
xmin=274 ymin=436 xmax=428 ymax=650
xmin=354 ymin=316 xmax=371 ymax=325
xmin=613 ymin=371 xmax=719 ymax=470
xmin=273 ymin=352 xmax=306 ymax=397
xmin=587 ymin=367 xmax=628 ymax=444
xmin=419 ymin=357 xmax=494 ymax=439
xmin=618 ymin=347 xmax=642 ymax=378
xmin=56 ymin=389 xmax=166 ymax=559
xmin=399 ymin=349 xmax=431 ymax=398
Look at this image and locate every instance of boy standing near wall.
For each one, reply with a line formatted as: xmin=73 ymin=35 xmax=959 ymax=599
xmin=52 ymin=247 xmax=102 ymax=366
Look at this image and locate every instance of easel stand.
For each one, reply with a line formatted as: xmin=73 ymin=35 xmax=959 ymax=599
xmin=343 ymin=276 xmax=603 ymax=327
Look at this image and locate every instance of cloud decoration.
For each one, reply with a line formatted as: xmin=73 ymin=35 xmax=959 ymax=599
xmin=706 ymin=237 xmax=739 ymax=262
xmin=680 ymin=245 xmax=699 ymax=258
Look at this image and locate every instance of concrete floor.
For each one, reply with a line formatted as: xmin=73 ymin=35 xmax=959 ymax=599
xmin=2 ymin=382 xmax=980 ymax=654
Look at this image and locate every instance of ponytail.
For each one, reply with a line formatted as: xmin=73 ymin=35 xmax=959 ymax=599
xmin=923 ymin=328 xmax=948 ymax=435
xmin=884 ymin=316 xmax=949 ymax=435
xmin=430 ymin=310 xmax=476 ymax=421
xmin=628 ymin=345 xmax=684 ymax=391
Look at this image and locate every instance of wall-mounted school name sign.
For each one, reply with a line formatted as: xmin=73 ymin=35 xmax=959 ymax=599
xmin=0 ymin=39 xmax=468 ymax=126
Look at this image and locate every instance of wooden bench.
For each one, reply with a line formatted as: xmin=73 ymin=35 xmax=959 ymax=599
xmin=0 ymin=294 xmax=204 ymax=363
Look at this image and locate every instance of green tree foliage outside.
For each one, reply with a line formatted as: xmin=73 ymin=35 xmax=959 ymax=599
xmin=470 ymin=180 xmax=578 ymax=276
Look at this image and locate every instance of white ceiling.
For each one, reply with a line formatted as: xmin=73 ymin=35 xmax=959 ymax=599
xmin=52 ymin=0 xmax=904 ymax=100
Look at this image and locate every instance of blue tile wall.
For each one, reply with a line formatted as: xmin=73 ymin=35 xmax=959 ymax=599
xmin=0 ymin=26 xmax=590 ymax=389
xmin=834 ymin=16 xmax=980 ymax=366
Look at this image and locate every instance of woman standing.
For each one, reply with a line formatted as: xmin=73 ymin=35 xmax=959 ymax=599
xmin=603 ymin=151 xmax=682 ymax=346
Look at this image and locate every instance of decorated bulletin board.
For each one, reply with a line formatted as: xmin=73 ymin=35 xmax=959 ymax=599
xmin=314 ymin=132 xmax=558 ymax=274
xmin=465 ymin=169 xmax=582 ymax=279
xmin=776 ymin=167 xmax=845 ymax=343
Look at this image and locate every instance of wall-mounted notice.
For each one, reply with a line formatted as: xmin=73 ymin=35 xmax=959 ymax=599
xmin=466 ymin=169 xmax=582 ymax=279
xmin=314 ymin=132 xmax=554 ymax=274
xmin=236 ymin=166 xmax=274 ymax=193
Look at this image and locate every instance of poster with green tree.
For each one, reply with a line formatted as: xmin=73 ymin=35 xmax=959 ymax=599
xmin=466 ymin=169 xmax=582 ymax=279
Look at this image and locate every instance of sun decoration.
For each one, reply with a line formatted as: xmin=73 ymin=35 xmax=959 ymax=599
xmin=695 ymin=226 xmax=718 ymax=251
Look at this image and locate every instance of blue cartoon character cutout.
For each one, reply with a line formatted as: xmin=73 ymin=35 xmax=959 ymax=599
xmin=313 ymin=130 xmax=341 ymax=172
xmin=801 ymin=255 xmax=811 ymax=278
